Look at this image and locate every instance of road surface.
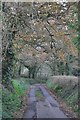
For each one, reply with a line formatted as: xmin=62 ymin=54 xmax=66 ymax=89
xmin=23 ymin=84 xmax=69 ymax=119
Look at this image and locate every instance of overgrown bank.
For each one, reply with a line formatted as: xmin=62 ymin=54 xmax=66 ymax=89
xmin=46 ymin=76 xmax=78 ymax=117
xmin=2 ymin=78 xmax=30 ymax=118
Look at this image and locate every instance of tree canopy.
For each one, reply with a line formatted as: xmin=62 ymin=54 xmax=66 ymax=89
xmin=2 ymin=2 xmax=79 ymax=89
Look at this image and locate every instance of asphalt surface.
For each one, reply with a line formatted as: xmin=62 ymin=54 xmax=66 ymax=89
xmin=23 ymin=84 xmax=69 ymax=119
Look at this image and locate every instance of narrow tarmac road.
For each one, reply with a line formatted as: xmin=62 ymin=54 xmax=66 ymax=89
xmin=23 ymin=84 xmax=69 ymax=119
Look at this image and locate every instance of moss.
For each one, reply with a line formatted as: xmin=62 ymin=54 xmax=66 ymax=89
xmin=35 ymin=90 xmax=44 ymax=101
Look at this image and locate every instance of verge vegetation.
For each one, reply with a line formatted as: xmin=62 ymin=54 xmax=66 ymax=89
xmin=2 ymin=78 xmax=30 ymax=118
xmin=46 ymin=76 xmax=78 ymax=116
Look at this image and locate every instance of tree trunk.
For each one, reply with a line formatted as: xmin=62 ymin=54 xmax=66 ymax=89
xmin=2 ymin=31 xmax=15 ymax=91
xmin=18 ymin=64 xmax=21 ymax=76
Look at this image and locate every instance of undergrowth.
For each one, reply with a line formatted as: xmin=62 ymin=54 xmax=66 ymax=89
xmin=2 ymin=78 xmax=30 ymax=118
xmin=25 ymin=78 xmax=47 ymax=85
xmin=46 ymin=80 xmax=78 ymax=116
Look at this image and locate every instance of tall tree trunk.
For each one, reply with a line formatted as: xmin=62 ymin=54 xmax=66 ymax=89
xmin=2 ymin=31 xmax=15 ymax=91
xmin=28 ymin=68 xmax=32 ymax=78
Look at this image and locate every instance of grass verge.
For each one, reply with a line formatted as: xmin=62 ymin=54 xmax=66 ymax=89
xmin=46 ymin=79 xmax=78 ymax=117
xmin=2 ymin=78 xmax=30 ymax=118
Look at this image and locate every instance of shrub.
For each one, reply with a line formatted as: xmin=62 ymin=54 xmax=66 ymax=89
xmin=12 ymin=78 xmax=30 ymax=96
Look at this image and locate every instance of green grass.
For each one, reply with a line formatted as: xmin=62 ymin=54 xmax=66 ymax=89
xmin=2 ymin=88 xmax=20 ymax=118
xmin=12 ymin=78 xmax=29 ymax=96
xmin=35 ymin=90 xmax=44 ymax=101
xmin=2 ymin=78 xmax=30 ymax=118
xmin=46 ymin=80 xmax=63 ymax=93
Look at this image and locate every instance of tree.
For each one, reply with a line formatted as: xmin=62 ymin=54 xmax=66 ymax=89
xmin=2 ymin=2 xmax=78 ymax=88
